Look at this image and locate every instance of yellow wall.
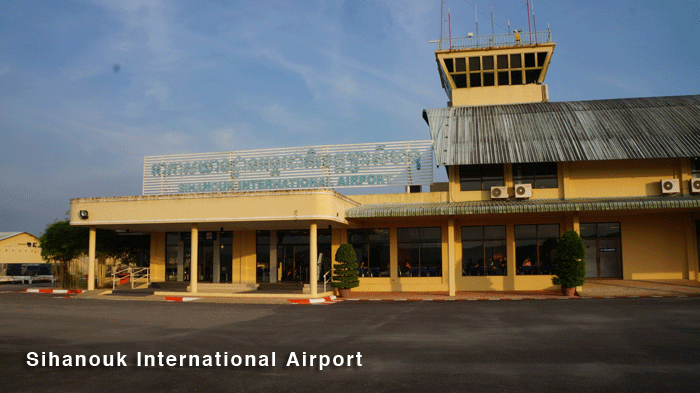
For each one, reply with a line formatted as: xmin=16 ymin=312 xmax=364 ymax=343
xmin=232 ymin=230 xmax=256 ymax=284
xmin=447 ymin=158 xmax=693 ymax=203
xmin=568 ymin=158 xmax=681 ymax=198
xmin=617 ymin=213 xmax=693 ymax=280
xmin=0 ymin=233 xmax=43 ymax=265
xmin=150 ymin=232 xmax=165 ymax=282
xmin=451 ymin=84 xmax=547 ymax=106
xmin=70 ymin=190 xmax=358 ymax=229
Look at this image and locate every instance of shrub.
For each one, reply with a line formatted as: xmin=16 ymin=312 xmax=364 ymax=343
xmin=331 ymin=243 xmax=359 ymax=289
xmin=552 ymin=230 xmax=587 ymax=288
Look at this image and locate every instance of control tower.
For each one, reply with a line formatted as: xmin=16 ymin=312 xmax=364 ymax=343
xmin=433 ymin=30 xmax=555 ymax=106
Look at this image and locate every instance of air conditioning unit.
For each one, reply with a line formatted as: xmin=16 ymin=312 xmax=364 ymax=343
xmin=660 ymin=179 xmax=679 ymax=194
xmin=490 ymin=186 xmax=508 ymax=199
xmin=691 ymin=178 xmax=700 ymax=194
xmin=514 ymin=183 xmax=532 ymax=199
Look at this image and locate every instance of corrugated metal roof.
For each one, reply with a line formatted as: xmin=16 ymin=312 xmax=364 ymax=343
xmin=345 ymin=196 xmax=700 ymax=218
xmin=0 ymin=232 xmax=24 ymax=242
xmin=424 ymin=95 xmax=700 ymax=166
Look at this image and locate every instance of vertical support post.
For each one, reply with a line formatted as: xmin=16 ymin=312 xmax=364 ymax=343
xmin=310 ymin=221 xmax=318 ymax=296
xmin=88 ymin=226 xmax=96 ymax=291
xmin=447 ymin=218 xmax=456 ymax=297
xmin=190 ymin=224 xmax=198 ymax=293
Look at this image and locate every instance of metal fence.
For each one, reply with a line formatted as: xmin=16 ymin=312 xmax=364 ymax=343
xmin=432 ymin=30 xmax=552 ymax=51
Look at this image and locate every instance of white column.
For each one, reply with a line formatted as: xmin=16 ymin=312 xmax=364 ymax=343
xmin=447 ymin=218 xmax=456 ymax=297
xmin=270 ymin=231 xmax=278 ymax=283
xmin=88 ymin=227 xmax=96 ymax=291
xmin=310 ymin=221 xmax=318 ymax=296
xmin=213 ymin=236 xmax=220 ymax=283
xmin=176 ymin=240 xmax=184 ymax=281
xmin=190 ymin=224 xmax=198 ymax=293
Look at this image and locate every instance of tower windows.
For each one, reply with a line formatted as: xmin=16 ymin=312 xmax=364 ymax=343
xmin=442 ymin=51 xmax=548 ymax=89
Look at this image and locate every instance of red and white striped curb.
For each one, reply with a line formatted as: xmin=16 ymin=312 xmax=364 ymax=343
xmin=287 ymin=296 xmax=339 ymax=305
xmin=344 ymin=297 xmax=579 ymax=301
xmin=164 ymin=296 xmax=200 ymax=302
xmin=25 ymin=288 xmax=83 ymax=294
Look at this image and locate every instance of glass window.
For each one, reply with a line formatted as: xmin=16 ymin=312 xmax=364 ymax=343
xmin=581 ymin=223 xmax=620 ymax=238
xmin=515 ymin=224 xmax=560 ymax=275
xmin=469 ymin=73 xmax=481 ymax=88
xmin=462 ymin=226 xmax=506 ymax=276
xmin=398 ymin=227 xmax=442 ymax=277
xmin=497 ymin=54 xmax=508 ymax=69
xmin=165 ymin=232 xmax=180 ymax=281
xmin=513 ymin=162 xmax=558 ymax=189
xmin=525 ymin=69 xmax=542 ymax=84
xmin=498 ymin=71 xmax=509 ymax=86
xmin=455 ymin=57 xmax=466 ymax=72
xmin=469 ymin=56 xmax=481 ymax=71
xmin=348 ymin=229 xmax=390 ymax=278
xmin=482 ymin=56 xmax=494 ymax=70
xmin=255 ymin=231 xmax=269 ymax=283
xmin=510 ymin=53 xmax=522 ymax=68
xmin=692 ymin=158 xmax=700 ymax=177
xmin=483 ymin=72 xmax=495 ymax=86
xmin=453 ymin=74 xmax=467 ymax=88
xmin=460 ymin=164 xmax=505 ymax=191
xmin=511 ymin=70 xmax=523 ymax=85
xmin=537 ymin=52 xmax=547 ymax=67
xmin=444 ymin=58 xmax=454 ymax=73
xmin=524 ymin=53 xmax=536 ymax=68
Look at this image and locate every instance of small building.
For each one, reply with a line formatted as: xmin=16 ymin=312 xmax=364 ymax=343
xmin=0 ymin=232 xmax=43 ymax=276
xmin=70 ymin=30 xmax=700 ymax=295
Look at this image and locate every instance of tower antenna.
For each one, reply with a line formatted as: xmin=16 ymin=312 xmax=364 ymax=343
xmin=526 ymin=0 xmax=532 ymax=42
xmin=531 ymin=0 xmax=538 ymax=42
xmin=440 ymin=0 xmax=444 ymax=41
xmin=491 ymin=6 xmax=495 ymax=42
xmin=475 ymin=5 xmax=479 ymax=37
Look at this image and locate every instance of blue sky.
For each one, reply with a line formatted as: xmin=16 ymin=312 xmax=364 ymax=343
xmin=1 ymin=0 xmax=699 ymax=236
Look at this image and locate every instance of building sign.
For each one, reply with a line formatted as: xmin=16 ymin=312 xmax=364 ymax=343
xmin=143 ymin=141 xmax=433 ymax=195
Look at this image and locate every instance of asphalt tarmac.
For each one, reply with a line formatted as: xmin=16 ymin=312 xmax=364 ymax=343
xmin=1 ymin=291 xmax=699 ymax=392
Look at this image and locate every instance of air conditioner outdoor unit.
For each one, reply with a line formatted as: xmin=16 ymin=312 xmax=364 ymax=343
xmin=490 ymin=186 xmax=508 ymax=199
xmin=514 ymin=183 xmax=532 ymax=199
xmin=660 ymin=179 xmax=680 ymax=194
xmin=691 ymin=178 xmax=700 ymax=194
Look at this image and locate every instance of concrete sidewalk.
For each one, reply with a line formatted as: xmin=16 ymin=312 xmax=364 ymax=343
xmin=577 ymin=279 xmax=700 ymax=298
xmin=66 ymin=279 xmax=700 ymax=304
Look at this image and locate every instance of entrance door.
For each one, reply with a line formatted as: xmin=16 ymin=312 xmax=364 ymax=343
xmin=581 ymin=223 xmax=621 ymax=279
xmin=279 ymin=245 xmax=309 ymax=282
xmin=198 ymin=242 xmax=214 ymax=282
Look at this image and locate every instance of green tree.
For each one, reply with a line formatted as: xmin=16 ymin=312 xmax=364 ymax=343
xmin=552 ymin=230 xmax=587 ymax=288
xmin=331 ymin=243 xmax=359 ymax=290
xmin=39 ymin=220 xmax=134 ymax=288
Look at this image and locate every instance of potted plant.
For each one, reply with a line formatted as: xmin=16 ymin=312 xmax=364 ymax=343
xmin=552 ymin=230 xmax=586 ymax=296
xmin=332 ymin=243 xmax=359 ymax=298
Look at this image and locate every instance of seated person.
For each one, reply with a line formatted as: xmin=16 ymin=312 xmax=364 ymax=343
xmin=401 ymin=261 xmax=412 ymax=276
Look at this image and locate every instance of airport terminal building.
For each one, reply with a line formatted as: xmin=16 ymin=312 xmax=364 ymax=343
xmin=70 ymin=31 xmax=700 ymax=296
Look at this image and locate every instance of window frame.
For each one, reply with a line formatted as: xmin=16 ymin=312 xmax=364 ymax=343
xmin=515 ymin=224 xmax=560 ymax=275
xmin=347 ymin=228 xmax=390 ymax=278
xmin=397 ymin=227 xmax=442 ymax=277
xmin=513 ymin=162 xmax=558 ymax=189
xmin=461 ymin=225 xmax=507 ymax=276
xmin=459 ymin=164 xmax=505 ymax=191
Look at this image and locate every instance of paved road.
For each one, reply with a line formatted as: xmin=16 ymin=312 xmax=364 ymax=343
xmin=1 ymin=293 xmax=699 ymax=392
